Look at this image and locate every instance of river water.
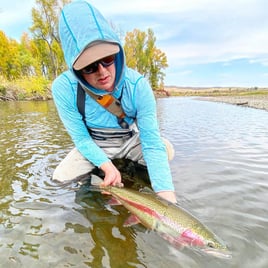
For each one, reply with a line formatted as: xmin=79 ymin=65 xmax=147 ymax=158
xmin=0 ymin=97 xmax=268 ymax=268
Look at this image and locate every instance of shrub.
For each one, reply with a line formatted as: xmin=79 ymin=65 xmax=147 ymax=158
xmin=0 ymin=75 xmax=52 ymax=100
xmin=16 ymin=76 xmax=51 ymax=99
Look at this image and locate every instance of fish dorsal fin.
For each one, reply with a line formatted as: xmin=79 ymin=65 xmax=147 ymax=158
xmin=139 ymin=187 xmax=154 ymax=194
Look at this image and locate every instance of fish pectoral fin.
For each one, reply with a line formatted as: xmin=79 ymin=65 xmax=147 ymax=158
xmin=123 ymin=214 xmax=141 ymax=227
xmin=159 ymin=232 xmax=186 ymax=249
xmin=108 ymin=197 xmax=121 ymax=206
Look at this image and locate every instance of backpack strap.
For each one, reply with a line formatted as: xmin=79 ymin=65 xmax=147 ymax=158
xmin=77 ymin=83 xmax=129 ymax=129
xmin=77 ymin=82 xmax=86 ymax=124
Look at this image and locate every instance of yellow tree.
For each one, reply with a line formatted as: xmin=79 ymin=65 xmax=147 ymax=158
xmin=30 ymin=0 xmax=69 ymax=80
xmin=124 ymin=28 xmax=168 ymax=89
xmin=0 ymin=31 xmax=21 ymax=80
xmin=19 ymin=33 xmax=41 ymax=77
xmin=0 ymin=31 xmax=10 ymax=78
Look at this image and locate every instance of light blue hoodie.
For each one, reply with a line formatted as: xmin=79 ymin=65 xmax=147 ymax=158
xmin=52 ymin=0 xmax=174 ymax=192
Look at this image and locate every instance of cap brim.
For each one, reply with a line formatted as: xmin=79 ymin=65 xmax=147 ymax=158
xmin=73 ymin=42 xmax=120 ymax=70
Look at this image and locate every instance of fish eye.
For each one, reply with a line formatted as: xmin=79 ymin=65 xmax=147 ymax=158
xmin=207 ymin=241 xmax=216 ymax=248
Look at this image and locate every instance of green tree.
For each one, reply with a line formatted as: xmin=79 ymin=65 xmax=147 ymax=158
xmin=30 ymin=0 xmax=70 ymax=80
xmin=124 ymin=28 xmax=168 ymax=89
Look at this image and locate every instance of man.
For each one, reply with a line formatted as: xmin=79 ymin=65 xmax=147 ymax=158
xmin=52 ymin=0 xmax=177 ymax=203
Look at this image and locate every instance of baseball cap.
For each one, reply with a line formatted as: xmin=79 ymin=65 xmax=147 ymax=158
xmin=73 ymin=42 xmax=120 ymax=70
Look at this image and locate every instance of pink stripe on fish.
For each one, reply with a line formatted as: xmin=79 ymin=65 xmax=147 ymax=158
xmin=181 ymin=229 xmax=205 ymax=246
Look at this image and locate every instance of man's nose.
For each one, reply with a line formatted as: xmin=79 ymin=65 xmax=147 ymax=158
xmin=97 ymin=63 xmax=106 ymax=73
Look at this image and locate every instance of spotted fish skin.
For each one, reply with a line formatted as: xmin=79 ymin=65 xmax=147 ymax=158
xmin=99 ymin=185 xmax=231 ymax=258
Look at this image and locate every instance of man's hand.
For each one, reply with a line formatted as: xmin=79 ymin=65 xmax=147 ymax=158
xmin=157 ymin=191 xmax=177 ymax=203
xmin=100 ymin=161 xmax=122 ymax=187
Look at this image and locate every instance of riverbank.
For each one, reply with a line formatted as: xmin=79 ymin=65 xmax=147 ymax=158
xmin=0 ymin=76 xmax=51 ymax=101
xmin=200 ymin=95 xmax=268 ymax=112
xmin=1 ymin=79 xmax=268 ymax=112
xmin=164 ymin=86 xmax=268 ymax=112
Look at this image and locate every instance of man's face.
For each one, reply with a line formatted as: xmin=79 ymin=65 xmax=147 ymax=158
xmin=80 ymin=55 xmax=116 ymax=92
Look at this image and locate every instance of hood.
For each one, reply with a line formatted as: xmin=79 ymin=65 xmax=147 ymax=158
xmin=59 ymin=1 xmax=125 ymax=95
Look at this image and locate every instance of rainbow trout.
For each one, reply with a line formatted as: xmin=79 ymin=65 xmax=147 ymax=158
xmin=92 ymin=184 xmax=231 ymax=258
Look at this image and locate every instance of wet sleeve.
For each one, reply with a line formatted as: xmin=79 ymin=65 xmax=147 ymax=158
xmin=134 ymin=78 xmax=175 ymax=192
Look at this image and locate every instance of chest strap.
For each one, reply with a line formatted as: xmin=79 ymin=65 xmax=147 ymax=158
xmin=77 ymin=83 xmax=129 ymax=129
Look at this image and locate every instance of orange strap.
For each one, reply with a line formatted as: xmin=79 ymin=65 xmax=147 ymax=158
xmin=81 ymin=85 xmax=126 ymax=119
xmin=97 ymin=95 xmax=126 ymax=118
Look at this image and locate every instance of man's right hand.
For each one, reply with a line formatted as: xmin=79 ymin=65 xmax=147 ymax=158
xmin=100 ymin=161 xmax=122 ymax=187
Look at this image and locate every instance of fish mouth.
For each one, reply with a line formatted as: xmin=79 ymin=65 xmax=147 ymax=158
xmin=201 ymin=247 xmax=232 ymax=259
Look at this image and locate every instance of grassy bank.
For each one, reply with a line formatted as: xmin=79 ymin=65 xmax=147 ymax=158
xmin=0 ymin=76 xmax=51 ymax=101
xmin=164 ymin=86 xmax=268 ymax=97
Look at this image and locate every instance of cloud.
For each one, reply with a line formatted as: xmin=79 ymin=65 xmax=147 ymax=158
xmin=92 ymin=0 xmax=268 ymax=78
xmin=158 ymin=0 xmax=268 ymax=69
xmin=0 ymin=0 xmax=35 ymax=37
xmin=0 ymin=1 xmax=34 ymax=25
xmin=1 ymin=0 xmax=268 ymax=86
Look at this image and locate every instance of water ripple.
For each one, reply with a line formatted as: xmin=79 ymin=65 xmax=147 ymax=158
xmin=1 ymin=99 xmax=268 ymax=267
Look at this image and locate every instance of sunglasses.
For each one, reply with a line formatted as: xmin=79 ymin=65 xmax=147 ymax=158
xmin=80 ymin=55 xmax=116 ymax=74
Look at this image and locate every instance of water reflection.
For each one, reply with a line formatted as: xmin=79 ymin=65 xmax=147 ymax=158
xmin=157 ymin=97 xmax=268 ymax=267
xmin=0 ymin=98 xmax=268 ymax=267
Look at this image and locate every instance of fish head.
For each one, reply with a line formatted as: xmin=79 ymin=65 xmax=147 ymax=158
xmin=206 ymin=238 xmax=226 ymax=250
xmin=181 ymin=229 xmax=231 ymax=258
xmin=202 ymin=238 xmax=232 ymax=259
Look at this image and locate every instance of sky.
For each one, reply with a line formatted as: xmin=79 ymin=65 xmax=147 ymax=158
xmin=1 ymin=0 xmax=268 ymax=87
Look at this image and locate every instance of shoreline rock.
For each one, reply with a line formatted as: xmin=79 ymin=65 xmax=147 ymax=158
xmin=200 ymin=95 xmax=268 ymax=112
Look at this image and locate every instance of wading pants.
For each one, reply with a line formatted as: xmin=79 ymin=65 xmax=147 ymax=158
xmin=52 ymin=126 xmax=174 ymax=183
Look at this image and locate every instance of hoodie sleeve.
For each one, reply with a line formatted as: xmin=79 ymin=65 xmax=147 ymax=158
xmin=133 ymin=77 xmax=175 ymax=193
xmin=52 ymin=74 xmax=110 ymax=167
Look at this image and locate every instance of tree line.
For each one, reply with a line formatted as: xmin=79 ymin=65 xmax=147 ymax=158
xmin=0 ymin=0 xmax=168 ymax=99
